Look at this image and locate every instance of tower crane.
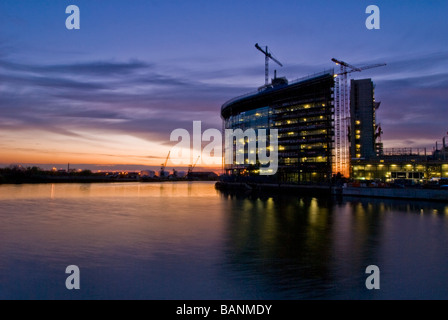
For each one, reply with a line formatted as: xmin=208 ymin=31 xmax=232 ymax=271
xmin=255 ymin=43 xmax=283 ymax=86
xmin=160 ymin=151 xmax=171 ymax=178
xmin=332 ymin=58 xmax=386 ymax=76
xmin=331 ymin=58 xmax=386 ymax=178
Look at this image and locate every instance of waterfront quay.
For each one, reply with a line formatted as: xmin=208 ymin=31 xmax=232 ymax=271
xmin=215 ymin=181 xmax=448 ymax=202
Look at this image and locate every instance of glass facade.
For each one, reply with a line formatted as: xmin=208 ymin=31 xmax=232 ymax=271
xmin=275 ymin=101 xmax=333 ymax=183
xmin=221 ymin=72 xmax=334 ymax=183
xmin=224 ymin=106 xmax=272 ymax=131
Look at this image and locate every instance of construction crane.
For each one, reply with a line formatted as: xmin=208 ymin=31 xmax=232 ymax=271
xmin=187 ymin=156 xmax=200 ymax=179
xmin=160 ymin=151 xmax=171 ymax=178
xmin=255 ymin=43 xmax=283 ymax=86
xmin=331 ymin=58 xmax=386 ymax=178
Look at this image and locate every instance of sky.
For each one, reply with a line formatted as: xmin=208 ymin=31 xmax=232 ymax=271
xmin=0 ymin=0 xmax=447 ymax=171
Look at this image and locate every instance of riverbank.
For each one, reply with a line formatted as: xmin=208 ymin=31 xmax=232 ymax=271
xmin=340 ymin=186 xmax=448 ymax=202
xmin=215 ymin=181 xmax=448 ymax=202
xmin=0 ymin=175 xmax=217 ymax=184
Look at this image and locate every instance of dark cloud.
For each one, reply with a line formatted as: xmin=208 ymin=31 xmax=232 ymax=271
xmin=0 ymin=57 xmax=239 ymax=148
xmin=0 ymin=73 xmax=109 ymax=90
xmin=0 ymin=59 xmax=152 ymax=77
xmin=0 ymin=51 xmax=446 ymax=152
xmin=374 ymin=68 xmax=448 ymax=147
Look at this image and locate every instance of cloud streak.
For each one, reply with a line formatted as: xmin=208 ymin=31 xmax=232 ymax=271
xmin=0 ymin=48 xmax=447 ymax=165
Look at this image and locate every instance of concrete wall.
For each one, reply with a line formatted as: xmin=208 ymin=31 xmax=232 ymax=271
xmin=342 ymin=186 xmax=448 ymax=202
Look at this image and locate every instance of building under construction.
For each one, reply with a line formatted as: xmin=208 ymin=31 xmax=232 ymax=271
xmin=221 ymin=45 xmax=448 ymax=184
xmin=347 ymin=78 xmax=448 ymax=183
xmin=349 ymin=79 xmax=448 ymax=183
xmin=221 ymin=71 xmax=334 ymax=183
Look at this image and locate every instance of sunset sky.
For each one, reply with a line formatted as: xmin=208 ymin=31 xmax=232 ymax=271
xmin=1 ymin=0 xmax=447 ymax=171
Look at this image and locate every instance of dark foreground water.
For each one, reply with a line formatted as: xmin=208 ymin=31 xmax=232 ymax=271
xmin=1 ymin=182 xmax=447 ymax=300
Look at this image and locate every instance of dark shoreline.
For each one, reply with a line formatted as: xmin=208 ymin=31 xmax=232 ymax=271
xmin=0 ymin=176 xmax=217 ymax=185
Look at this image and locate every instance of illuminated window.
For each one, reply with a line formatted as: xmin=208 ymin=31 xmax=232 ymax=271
xmin=356 ymin=130 xmax=361 ymax=134
xmin=356 ymin=154 xmax=361 ymax=158
xmin=355 ymin=120 xmax=361 ymax=125
xmin=356 ymin=135 xmax=361 ymax=139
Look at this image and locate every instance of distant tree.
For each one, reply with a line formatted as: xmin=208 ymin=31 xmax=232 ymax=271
xmin=79 ymin=170 xmax=92 ymax=176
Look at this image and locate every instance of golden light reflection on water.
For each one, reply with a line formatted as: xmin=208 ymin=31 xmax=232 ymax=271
xmin=0 ymin=181 xmax=219 ymax=200
xmin=0 ymin=181 xmax=224 ymax=268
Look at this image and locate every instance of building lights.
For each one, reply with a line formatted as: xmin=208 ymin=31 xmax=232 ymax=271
xmin=221 ymin=72 xmax=334 ymax=182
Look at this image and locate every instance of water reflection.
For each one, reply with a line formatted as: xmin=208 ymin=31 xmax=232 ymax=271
xmin=0 ymin=182 xmax=447 ymax=299
xmin=219 ymin=191 xmax=448 ymax=299
xmin=220 ymin=193 xmax=336 ymax=298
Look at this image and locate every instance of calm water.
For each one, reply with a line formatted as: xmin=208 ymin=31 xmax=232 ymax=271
xmin=1 ymin=181 xmax=448 ymax=300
